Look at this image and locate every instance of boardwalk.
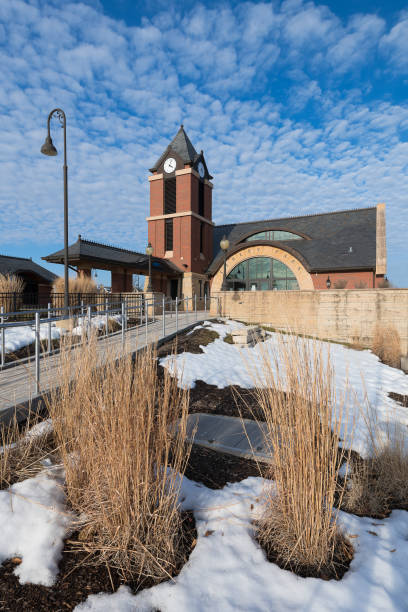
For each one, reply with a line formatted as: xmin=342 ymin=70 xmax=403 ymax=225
xmin=0 ymin=310 xmax=214 ymax=422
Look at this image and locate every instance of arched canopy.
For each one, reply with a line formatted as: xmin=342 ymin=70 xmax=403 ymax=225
xmin=245 ymin=230 xmax=303 ymax=242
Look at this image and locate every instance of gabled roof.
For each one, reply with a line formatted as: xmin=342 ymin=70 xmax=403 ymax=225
xmin=150 ymin=125 xmax=199 ymax=172
xmin=43 ymin=236 xmax=181 ymax=276
xmin=0 ymin=254 xmax=57 ymax=283
xmin=208 ymin=207 xmax=377 ymax=275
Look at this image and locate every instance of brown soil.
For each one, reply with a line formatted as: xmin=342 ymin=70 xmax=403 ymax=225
xmin=157 ymin=320 xmax=225 ymax=357
xmin=0 ymin=512 xmax=195 ymax=612
xmin=388 ymin=391 xmax=408 ymax=407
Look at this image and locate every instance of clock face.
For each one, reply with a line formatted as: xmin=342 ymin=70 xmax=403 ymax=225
xmin=164 ymin=157 xmax=176 ymax=173
xmin=197 ymin=161 xmax=205 ymax=178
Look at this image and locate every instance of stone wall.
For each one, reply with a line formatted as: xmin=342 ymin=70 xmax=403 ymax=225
xmin=211 ymin=289 xmax=408 ymax=354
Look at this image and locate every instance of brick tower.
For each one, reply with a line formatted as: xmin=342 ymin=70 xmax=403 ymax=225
xmin=147 ymin=125 xmax=213 ymax=299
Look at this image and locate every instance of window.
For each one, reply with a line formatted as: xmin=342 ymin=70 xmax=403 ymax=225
xmin=226 ymin=257 xmax=299 ymax=291
xmin=164 ymin=178 xmax=176 ymax=214
xmin=200 ymin=223 xmax=204 ymax=253
xmin=246 ymin=230 xmax=302 ymax=242
xmin=198 ymin=181 xmax=204 ymax=217
xmin=165 ymin=219 xmax=173 ymax=251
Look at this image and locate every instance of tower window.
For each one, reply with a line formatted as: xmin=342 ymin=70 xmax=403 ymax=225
xmin=165 ymin=219 xmax=173 ymax=251
xmin=200 ymin=222 xmax=204 ymax=253
xmin=198 ymin=181 xmax=204 ymax=217
xmin=164 ymin=178 xmax=176 ymax=214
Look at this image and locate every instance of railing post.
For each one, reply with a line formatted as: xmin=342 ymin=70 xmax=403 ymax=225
xmin=1 ymin=306 xmax=4 ymax=369
xmin=194 ymin=294 xmax=197 ymax=321
xmin=162 ymin=296 xmax=165 ymax=337
xmin=176 ymin=297 xmax=178 ymax=333
xmin=47 ymin=302 xmax=52 ymax=354
xmin=87 ymin=305 xmax=92 ymax=339
xmin=145 ymin=298 xmax=148 ymax=344
xmin=35 ymin=311 xmax=40 ymax=394
xmin=105 ymin=296 xmax=109 ymax=336
xmin=121 ymin=302 xmax=125 ymax=349
xmin=204 ymin=293 xmax=207 ymax=312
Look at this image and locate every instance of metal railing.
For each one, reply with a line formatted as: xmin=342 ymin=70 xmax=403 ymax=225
xmin=0 ymin=294 xmax=220 ymax=396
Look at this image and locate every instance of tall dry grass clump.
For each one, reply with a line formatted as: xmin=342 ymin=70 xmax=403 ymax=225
xmin=52 ymin=275 xmax=99 ymax=295
xmin=47 ymin=336 xmax=191 ymax=580
xmin=342 ymin=406 xmax=408 ymax=516
xmin=371 ymin=324 xmax=401 ymax=368
xmin=0 ymin=414 xmax=54 ymax=489
xmin=252 ymin=336 xmax=352 ymax=577
xmin=0 ymin=273 xmax=24 ymax=313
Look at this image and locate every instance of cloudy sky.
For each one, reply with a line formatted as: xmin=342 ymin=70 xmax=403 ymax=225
xmin=0 ymin=0 xmax=407 ymax=286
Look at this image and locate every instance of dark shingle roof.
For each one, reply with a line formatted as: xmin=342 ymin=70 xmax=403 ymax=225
xmin=43 ymin=237 xmax=181 ymax=276
xmin=0 ymin=255 xmax=57 ymax=283
xmin=208 ymin=207 xmax=377 ymax=274
xmin=150 ymin=125 xmax=199 ymax=172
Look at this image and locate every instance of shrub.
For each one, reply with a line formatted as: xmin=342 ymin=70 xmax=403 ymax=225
xmin=52 ymin=275 xmax=99 ymax=295
xmin=252 ymin=335 xmax=352 ymax=577
xmin=377 ymin=278 xmax=391 ymax=288
xmin=372 ymin=324 xmax=401 ymax=368
xmin=0 ymin=274 xmax=24 ymax=313
xmin=333 ymin=279 xmax=347 ymax=289
xmin=47 ymin=337 xmax=192 ymax=580
xmin=354 ymin=280 xmax=367 ymax=289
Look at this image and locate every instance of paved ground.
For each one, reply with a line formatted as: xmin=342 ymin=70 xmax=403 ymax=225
xmin=186 ymin=412 xmax=272 ymax=463
xmin=0 ymin=310 xmax=213 ymax=422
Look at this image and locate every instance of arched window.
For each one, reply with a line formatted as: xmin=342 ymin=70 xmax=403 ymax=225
xmin=226 ymin=257 xmax=299 ymax=291
xmin=245 ymin=230 xmax=302 ymax=242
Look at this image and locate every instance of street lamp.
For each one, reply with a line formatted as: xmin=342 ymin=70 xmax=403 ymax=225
xmin=146 ymin=242 xmax=153 ymax=292
xmin=326 ymin=275 xmax=331 ymax=289
xmin=41 ymin=108 xmax=69 ymax=315
xmin=220 ymin=235 xmax=230 ymax=291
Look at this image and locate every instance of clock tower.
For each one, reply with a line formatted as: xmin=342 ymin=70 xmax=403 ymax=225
xmin=147 ymin=125 xmax=214 ymax=299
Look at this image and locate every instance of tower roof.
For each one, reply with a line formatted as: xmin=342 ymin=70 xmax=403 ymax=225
xmin=150 ymin=125 xmax=199 ymax=172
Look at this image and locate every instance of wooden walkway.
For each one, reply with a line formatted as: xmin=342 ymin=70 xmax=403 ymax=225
xmin=0 ymin=310 xmax=213 ymax=422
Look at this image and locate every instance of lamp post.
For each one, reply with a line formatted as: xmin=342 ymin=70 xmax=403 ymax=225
xmin=146 ymin=242 xmax=153 ymax=292
xmin=326 ymin=275 xmax=331 ymax=289
xmin=41 ymin=108 xmax=69 ymax=315
xmin=220 ymin=235 xmax=230 ymax=291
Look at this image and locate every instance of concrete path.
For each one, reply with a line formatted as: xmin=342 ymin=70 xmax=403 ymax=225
xmin=0 ymin=311 xmax=213 ymax=422
xmin=186 ymin=412 xmax=272 ymax=463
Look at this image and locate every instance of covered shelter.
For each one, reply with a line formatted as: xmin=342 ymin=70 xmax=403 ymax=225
xmin=43 ymin=235 xmax=182 ymax=294
xmin=0 ymin=254 xmax=57 ymax=305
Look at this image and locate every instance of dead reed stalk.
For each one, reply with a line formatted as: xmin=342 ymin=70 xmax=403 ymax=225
xmin=251 ymin=335 xmax=351 ymax=576
xmin=371 ymin=324 xmax=401 ymax=368
xmin=47 ymin=336 xmax=191 ymax=580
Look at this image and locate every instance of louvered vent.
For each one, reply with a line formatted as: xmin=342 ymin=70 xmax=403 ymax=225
xmin=164 ymin=178 xmax=176 ymax=214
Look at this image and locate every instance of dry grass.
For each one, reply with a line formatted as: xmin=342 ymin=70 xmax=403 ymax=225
xmin=371 ymin=324 xmax=401 ymax=368
xmin=250 ymin=335 xmax=352 ymax=577
xmin=47 ymin=336 xmax=192 ymax=580
xmin=342 ymin=407 xmax=408 ymax=516
xmin=0 ymin=273 xmax=24 ymax=313
xmin=52 ymin=275 xmax=99 ymax=295
xmin=333 ymin=279 xmax=348 ymax=289
xmin=0 ymin=413 xmax=55 ymax=489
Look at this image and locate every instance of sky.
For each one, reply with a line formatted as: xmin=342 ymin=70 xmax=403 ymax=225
xmin=0 ymin=0 xmax=407 ymax=287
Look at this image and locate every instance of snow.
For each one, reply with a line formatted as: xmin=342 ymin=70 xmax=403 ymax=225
xmin=0 ymin=471 xmax=72 ymax=586
xmin=161 ymin=322 xmax=408 ymax=457
xmin=72 ymin=314 xmax=122 ymax=335
xmin=0 ymin=323 xmax=61 ymax=355
xmin=75 ymin=476 xmax=408 ymax=612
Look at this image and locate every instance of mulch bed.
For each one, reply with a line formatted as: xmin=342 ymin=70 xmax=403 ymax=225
xmin=388 ymin=391 xmax=408 ymax=407
xmin=0 ymin=512 xmax=196 ymax=612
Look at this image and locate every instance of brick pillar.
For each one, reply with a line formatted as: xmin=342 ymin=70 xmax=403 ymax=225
xmin=111 ymin=270 xmax=133 ymax=292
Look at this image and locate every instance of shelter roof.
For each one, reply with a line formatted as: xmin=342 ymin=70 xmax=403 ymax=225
xmin=42 ymin=236 xmax=181 ymax=276
xmin=0 ymin=254 xmax=57 ymax=283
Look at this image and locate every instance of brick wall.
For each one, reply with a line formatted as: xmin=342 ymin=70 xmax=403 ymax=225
xmin=211 ymin=289 xmax=408 ymax=354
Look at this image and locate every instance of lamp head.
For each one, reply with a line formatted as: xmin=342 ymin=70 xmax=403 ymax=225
xmin=145 ymin=242 xmax=154 ymax=256
xmin=40 ymin=135 xmax=58 ymax=156
xmin=220 ymin=235 xmax=229 ymax=251
xmin=326 ymin=275 xmax=331 ymax=289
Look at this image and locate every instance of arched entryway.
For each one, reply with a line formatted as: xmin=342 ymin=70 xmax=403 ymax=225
xmin=211 ymin=244 xmax=314 ymax=292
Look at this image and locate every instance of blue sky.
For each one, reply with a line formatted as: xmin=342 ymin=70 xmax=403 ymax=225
xmin=0 ymin=0 xmax=407 ymax=287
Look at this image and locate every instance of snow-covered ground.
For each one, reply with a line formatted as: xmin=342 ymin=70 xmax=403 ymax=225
xmin=161 ymin=320 xmax=408 ymax=457
xmin=1 ymin=320 xmax=407 ymax=610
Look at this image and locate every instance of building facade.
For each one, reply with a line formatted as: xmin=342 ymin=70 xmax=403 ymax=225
xmin=147 ymin=126 xmax=386 ymax=296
